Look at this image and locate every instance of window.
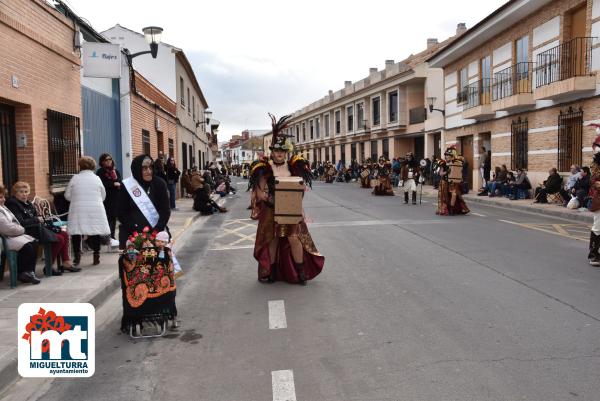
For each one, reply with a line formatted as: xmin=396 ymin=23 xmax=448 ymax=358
xmin=302 ymin=123 xmax=306 ymax=141
xmin=347 ymin=106 xmax=354 ymax=132
xmin=296 ymin=125 xmax=300 ymax=143
xmin=309 ymin=120 xmax=314 ymax=140
xmin=189 ymin=144 xmax=193 ymax=167
xmin=192 ymin=96 xmax=196 ymax=120
xmin=511 ymin=117 xmax=528 ymax=170
xmin=382 ymin=138 xmax=389 ymax=159
xmin=47 ymin=109 xmax=81 ymax=186
xmin=458 ymin=67 xmax=468 ymax=103
xmin=187 ymin=88 xmax=191 ymax=113
xmin=515 ymin=35 xmax=528 ymax=64
xmin=357 ymin=103 xmax=364 ymax=129
xmin=325 ymin=147 xmax=330 ymax=162
xmin=324 ymin=114 xmax=330 ymax=137
xmin=371 ymin=140 xmax=378 ymax=160
xmin=331 ymin=146 xmax=336 ymax=162
xmin=480 ymin=56 xmax=491 ymax=104
xmin=182 ymin=142 xmax=188 ymax=169
xmin=340 ymin=144 xmax=346 ymax=164
xmin=388 ymin=91 xmax=398 ymax=123
xmin=168 ymin=138 xmax=174 ymax=158
xmin=372 ymin=97 xmax=381 ymax=126
xmin=335 ymin=110 xmax=341 ymax=134
xmin=316 ymin=118 xmax=320 ymax=138
xmin=558 ymin=107 xmax=583 ymax=172
xmin=180 ymin=77 xmax=185 ymax=106
xmin=142 ymin=129 xmax=151 ymax=155
xmin=157 ymin=131 xmax=164 ymax=154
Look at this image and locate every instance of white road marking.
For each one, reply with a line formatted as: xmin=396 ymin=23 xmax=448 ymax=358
xmin=308 ymin=219 xmax=450 ymax=228
xmin=471 ymin=212 xmax=486 ymax=217
xmin=208 ymin=244 xmax=255 ymax=251
xmin=272 ymin=370 xmax=297 ymax=401
xmin=268 ymin=300 xmax=287 ymax=329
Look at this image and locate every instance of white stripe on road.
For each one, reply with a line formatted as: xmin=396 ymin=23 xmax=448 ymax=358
xmin=471 ymin=212 xmax=486 ymax=217
xmin=272 ymin=370 xmax=297 ymax=401
xmin=268 ymin=300 xmax=287 ymax=330
xmin=208 ymin=245 xmax=255 ymax=251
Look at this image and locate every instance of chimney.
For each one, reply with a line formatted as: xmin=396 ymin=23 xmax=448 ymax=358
xmin=369 ymin=67 xmax=378 ymax=74
xmin=328 ymin=90 xmax=333 ymax=96
xmin=385 ymin=60 xmax=395 ymax=67
xmin=456 ymin=23 xmax=467 ymax=35
xmin=427 ymin=38 xmax=438 ymax=49
xmin=344 ymin=80 xmax=352 ymax=87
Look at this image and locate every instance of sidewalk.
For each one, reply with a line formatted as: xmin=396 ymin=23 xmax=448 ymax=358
xmin=0 ymin=196 xmax=225 ymax=393
xmin=400 ymin=185 xmax=594 ymax=224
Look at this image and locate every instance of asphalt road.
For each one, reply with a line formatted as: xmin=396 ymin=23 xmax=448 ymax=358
xmin=4 ymin=178 xmax=600 ymax=401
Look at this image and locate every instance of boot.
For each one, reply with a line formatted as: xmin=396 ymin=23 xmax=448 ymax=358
xmin=73 ymin=252 xmax=81 ymax=267
xmin=93 ymin=252 xmax=100 ymax=266
xmin=412 ymin=191 xmax=417 ymax=205
xmin=589 ymin=232 xmax=600 ymax=266
xmin=404 ymin=192 xmax=409 ymax=204
xmin=294 ymin=262 xmax=307 ymax=286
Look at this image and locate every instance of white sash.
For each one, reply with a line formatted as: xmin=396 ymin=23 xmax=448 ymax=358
xmin=123 ymin=177 xmax=160 ymax=228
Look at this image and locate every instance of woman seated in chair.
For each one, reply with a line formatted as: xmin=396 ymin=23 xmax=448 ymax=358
xmin=0 ymin=184 xmax=40 ymax=284
xmin=5 ymin=181 xmax=78 ymax=274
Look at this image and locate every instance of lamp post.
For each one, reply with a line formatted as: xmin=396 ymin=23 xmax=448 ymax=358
xmin=124 ymin=26 xmax=163 ymax=65
xmin=427 ymin=97 xmax=445 ymax=116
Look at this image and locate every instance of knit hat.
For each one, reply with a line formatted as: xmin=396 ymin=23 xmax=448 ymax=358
xmin=155 ymin=231 xmax=169 ymax=243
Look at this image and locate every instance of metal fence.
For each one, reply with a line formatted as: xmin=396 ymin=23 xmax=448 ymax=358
xmin=536 ymin=37 xmax=594 ymax=87
xmin=47 ymin=109 xmax=81 ymax=186
xmin=511 ymin=117 xmax=528 ymax=170
xmin=493 ymin=62 xmax=534 ymax=101
xmin=557 ymin=107 xmax=583 ymax=172
xmin=465 ymin=78 xmax=492 ymax=109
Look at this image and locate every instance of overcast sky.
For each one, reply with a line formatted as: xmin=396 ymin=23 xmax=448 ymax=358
xmin=66 ymin=0 xmax=507 ymax=141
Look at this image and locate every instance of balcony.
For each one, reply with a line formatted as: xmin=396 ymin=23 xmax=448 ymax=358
xmin=492 ymin=62 xmax=536 ymax=112
xmin=534 ymin=37 xmax=596 ymax=101
xmin=462 ymin=79 xmax=495 ymax=120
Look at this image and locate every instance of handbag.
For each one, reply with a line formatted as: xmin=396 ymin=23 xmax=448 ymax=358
xmin=38 ymin=224 xmax=58 ymax=243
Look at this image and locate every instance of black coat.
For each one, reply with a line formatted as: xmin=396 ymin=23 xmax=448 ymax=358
xmin=118 ymin=156 xmax=171 ymax=236
xmin=545 ymin=173 xmax=563 ymax=193
xmin=96 ymin=167 xmax=122 ymax=218
xmin=166 ymin=166 xmax=181 ymax=184
xmin=5 ymin=197 xmax=41 ymax=238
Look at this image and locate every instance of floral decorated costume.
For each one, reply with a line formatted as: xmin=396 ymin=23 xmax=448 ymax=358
xmin=119 ymin=228 xmax=177 ymax=333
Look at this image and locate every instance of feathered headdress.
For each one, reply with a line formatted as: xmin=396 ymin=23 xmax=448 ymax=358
xmin=269 ymin=113 xmax=293 ymax=152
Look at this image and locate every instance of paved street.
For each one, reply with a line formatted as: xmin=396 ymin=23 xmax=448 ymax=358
xmin=3 ymin=178 xmax=600 ymax=401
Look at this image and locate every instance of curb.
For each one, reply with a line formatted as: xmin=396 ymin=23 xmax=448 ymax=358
xmin=463 ymin=195 xmax=594 ymax=223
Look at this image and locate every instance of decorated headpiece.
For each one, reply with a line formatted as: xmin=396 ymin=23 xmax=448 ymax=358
xmin=269 ymin=113 xmax=293 ymax=152
xmin=444 ymin=145 xmax=459 ymax=159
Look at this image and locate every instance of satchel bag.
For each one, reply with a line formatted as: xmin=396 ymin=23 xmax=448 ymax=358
xmin=38 ymin=223 xmax=58 ymax=243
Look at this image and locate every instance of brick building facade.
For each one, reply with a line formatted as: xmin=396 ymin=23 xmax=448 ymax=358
xmin=0 ymin=0 xmax=82 ymax=197
xmin=429 ymin=0 xmax=600 ymax=188
xmin=129 ymin=70 xmax=177 ymax=171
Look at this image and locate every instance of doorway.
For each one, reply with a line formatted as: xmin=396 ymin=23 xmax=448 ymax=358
xmin=460 ymin=135 xmax=474 ymax=189
xmin=0 ymin=105 xmax=18 ymax=189
xmin=414 ymin=136 xmax=424 ymax=161
xmin=568 ymin=5 xmax=587 ymax=76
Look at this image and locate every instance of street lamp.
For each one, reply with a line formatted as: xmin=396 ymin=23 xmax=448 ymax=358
xmin=124 ymin=26 xmax=163 ymax=65
xmin=427 ymin=97 xmax=445 ymax=116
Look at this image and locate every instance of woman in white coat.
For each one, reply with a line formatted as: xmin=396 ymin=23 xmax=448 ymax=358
xmin=65 ymin=156 xmax=110 ymax=266
xmin=0 ymin=184 xmax=40 ymax=284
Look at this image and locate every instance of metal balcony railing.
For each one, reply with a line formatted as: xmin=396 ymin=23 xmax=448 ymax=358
xmin=535 ymin=37 xmax=595 ymax=87
xmin=465 ymin=78 xmax=492 ymax=109
xmin=493 ymin=62 xmax=534 ymax=101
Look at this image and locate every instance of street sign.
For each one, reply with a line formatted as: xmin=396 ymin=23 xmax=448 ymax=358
xmin=82 ymin=42 xmax=121 ymax=78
